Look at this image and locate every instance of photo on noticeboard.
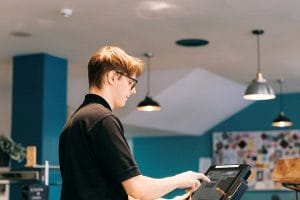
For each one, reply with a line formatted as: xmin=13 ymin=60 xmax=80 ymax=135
xmin=213 ymin=130 xmax=300 ymax=190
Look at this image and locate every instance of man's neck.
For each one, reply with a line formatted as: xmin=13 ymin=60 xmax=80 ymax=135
xmin=89 ymin=86 xmax=114 ymax=110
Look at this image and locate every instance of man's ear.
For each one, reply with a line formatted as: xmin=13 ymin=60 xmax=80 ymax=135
xmin=107 ymin=70 xmax=116 ymax=86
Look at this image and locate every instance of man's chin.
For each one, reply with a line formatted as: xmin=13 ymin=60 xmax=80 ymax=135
xmin=116 ymin=102 xmax=126 ymax=109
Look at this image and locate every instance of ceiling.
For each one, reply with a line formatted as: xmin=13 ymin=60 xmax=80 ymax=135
xmin=1 ymin=0 xmax=300 ymax=137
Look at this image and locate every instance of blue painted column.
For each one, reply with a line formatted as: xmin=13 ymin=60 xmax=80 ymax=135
xmin=11 ymin=53 xmax=67 ymax=200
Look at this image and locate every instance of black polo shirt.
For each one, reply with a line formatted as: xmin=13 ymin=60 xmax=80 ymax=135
xmin=59 ymin=94 xmax=141 ymax=200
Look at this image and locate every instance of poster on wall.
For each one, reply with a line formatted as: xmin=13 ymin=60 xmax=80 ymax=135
xmin=213 ymin=130 xmax=300 ymax=190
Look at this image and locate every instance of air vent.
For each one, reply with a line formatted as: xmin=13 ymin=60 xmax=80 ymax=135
xmin=176 ymin=38 xmax=209 ymax=47
xmin=11 ymin=31 xmax=32 ymax=37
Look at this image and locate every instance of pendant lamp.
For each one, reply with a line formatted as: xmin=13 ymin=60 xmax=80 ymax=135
xmin=136 ymin=52 xmax=161 ymax=111
xmin=272 ymin=79 xmax=293 ymax=127
xmin=243 ymin=30 xmax=275 ymax=100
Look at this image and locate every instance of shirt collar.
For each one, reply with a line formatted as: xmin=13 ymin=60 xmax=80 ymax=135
xmin=83 ymin=94 xmax=112 ymax=111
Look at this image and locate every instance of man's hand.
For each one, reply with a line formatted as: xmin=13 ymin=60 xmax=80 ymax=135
xmin=173 ymin=191 xmax=192 ymax=200
xmin=126 ymin=171 xmax=210 ymax=200
xmin=172 ymin=171 xmax=210 ymax=193
xmin=129 ymin=191 xmax=192 ymax=200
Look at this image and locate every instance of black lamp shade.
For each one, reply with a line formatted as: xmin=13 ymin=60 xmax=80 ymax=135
xmin=272 ymin=112 xmax=293 ymax=127
xmin=137 ymin=96 xmax=161 ymax=111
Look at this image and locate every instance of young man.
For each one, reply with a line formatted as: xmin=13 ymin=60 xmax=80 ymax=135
xmin=59 ymin=46 xmax=210 ymax=200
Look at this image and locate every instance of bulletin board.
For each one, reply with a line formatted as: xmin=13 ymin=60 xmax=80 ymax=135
xmin=213 ymin=130 xmax=300 ymax=190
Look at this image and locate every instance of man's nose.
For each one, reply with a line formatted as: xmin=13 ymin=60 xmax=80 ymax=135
xmin=131 ymin=87 xmax=136 ymax=94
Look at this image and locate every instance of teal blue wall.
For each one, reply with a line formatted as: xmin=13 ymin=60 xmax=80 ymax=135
xmin=12 ymin=53 xmax=67 ymax=200
xmin=213 ymin=93 xmax=300 ymax=132
xmin=133 ymin=93 xmax=299 ymax=199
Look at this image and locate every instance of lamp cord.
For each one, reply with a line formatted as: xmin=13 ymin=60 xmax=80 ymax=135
xmin=279 ymin=81 xmax=283 ymax=113
xmin=256 ymin=33 xmax=261 ymax=73
xmin=146 ymin=55 xmax=150 ymax=96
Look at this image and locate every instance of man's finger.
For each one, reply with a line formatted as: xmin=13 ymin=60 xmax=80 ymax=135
xmin=196 ymin=173 xmax=211 ymax=182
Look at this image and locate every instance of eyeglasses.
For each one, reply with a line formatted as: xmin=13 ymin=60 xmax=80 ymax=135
xmin=116 ymin=71 xmax=138 ymax=90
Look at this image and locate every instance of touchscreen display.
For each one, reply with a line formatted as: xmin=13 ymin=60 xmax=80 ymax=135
xmin=191 ymin=165 xmax=250 ymax=200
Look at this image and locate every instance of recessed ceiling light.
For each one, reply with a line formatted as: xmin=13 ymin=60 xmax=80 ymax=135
xmin=59 ymin=8 xmax=73 ymax=17
xmin=11 ymin=31 xmax=32 ymax=37
xmin=137 ymin=1 xmax=179 ymax=19
xmin=148 ymin=1 xmax=174 ymax=10
xmin=176 ymin=38 xmax=209 ymax=47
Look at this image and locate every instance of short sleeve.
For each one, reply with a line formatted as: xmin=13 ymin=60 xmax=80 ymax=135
xmin=89 ymin=115 xmax=141 ymax=183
